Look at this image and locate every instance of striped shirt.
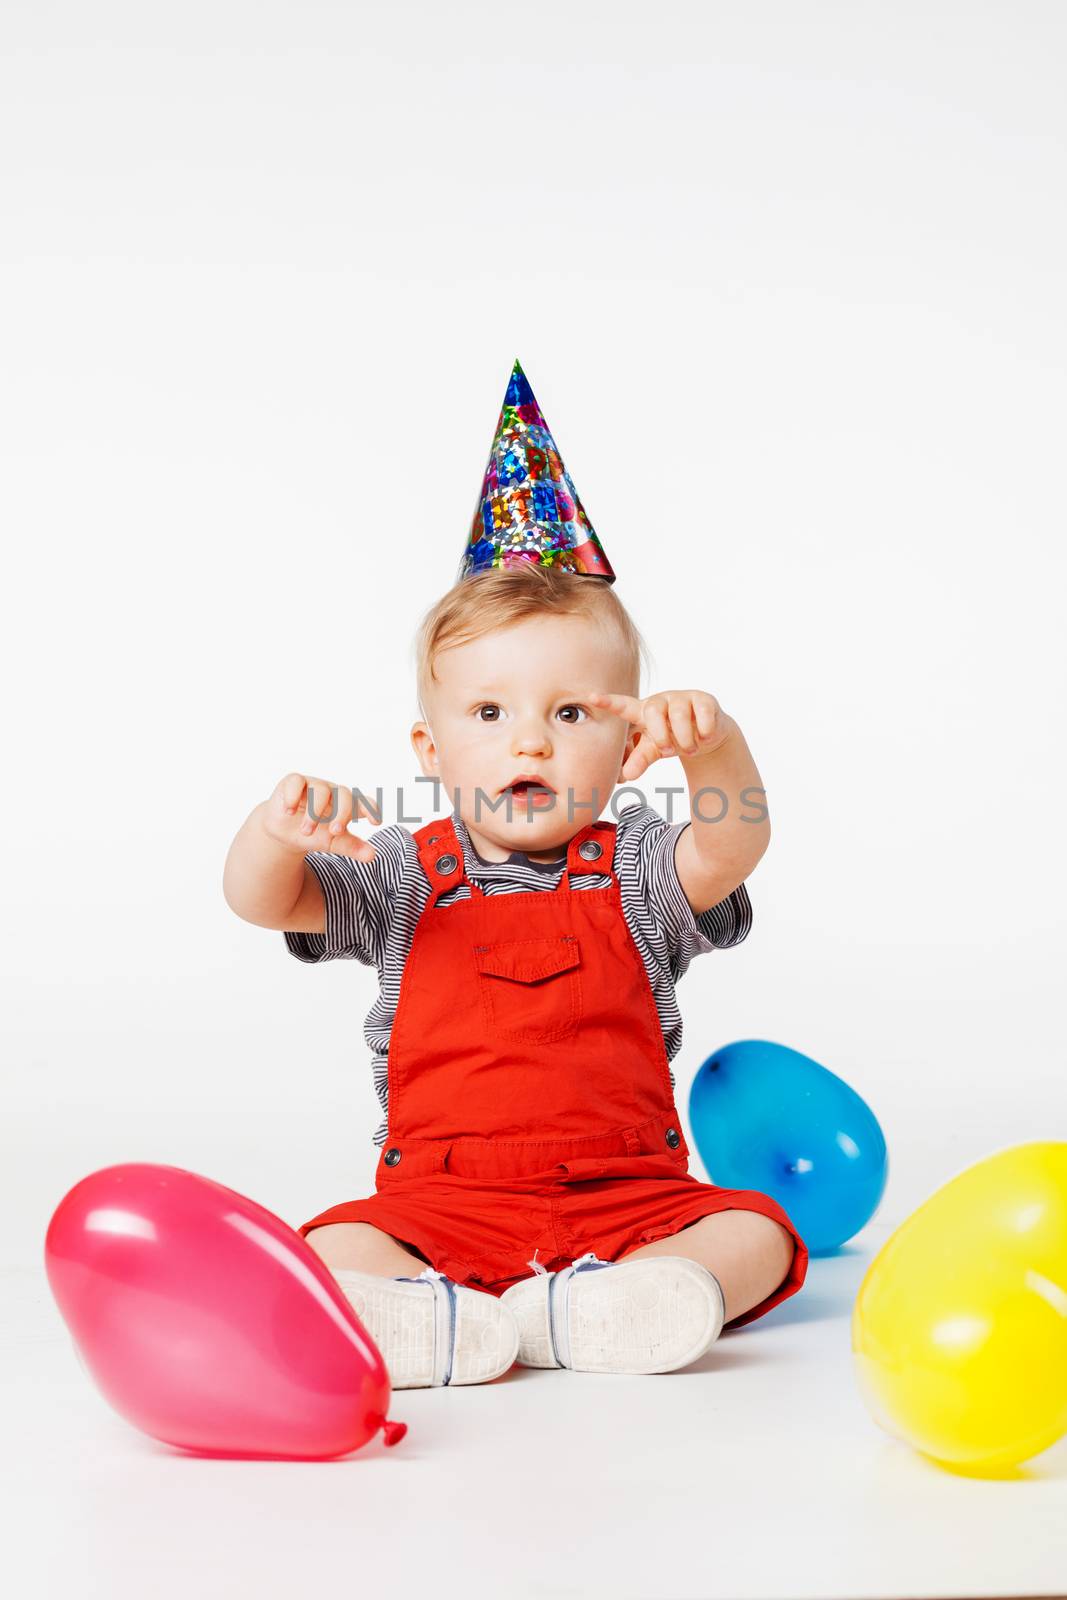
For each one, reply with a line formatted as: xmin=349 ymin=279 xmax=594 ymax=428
xmin=284 ymin=802 xmax=752 ymax=1148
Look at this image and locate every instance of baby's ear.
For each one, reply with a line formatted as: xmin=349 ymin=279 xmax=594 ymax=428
xmin=410 ymin=719 xmax=438 ymax=775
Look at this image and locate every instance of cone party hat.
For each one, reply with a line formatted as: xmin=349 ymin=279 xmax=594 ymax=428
xmin=459 ymin=360 xmax=615 ymax=583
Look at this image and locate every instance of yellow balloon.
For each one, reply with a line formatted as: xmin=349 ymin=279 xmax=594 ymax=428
xmin=852 ymin=1142 xmax=1067 ymax=1473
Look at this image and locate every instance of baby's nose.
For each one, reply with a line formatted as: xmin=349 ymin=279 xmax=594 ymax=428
xmin=515 ymin=723 xmax=556 ymax=752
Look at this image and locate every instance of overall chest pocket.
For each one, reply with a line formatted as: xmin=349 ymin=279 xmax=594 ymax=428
xmin=473 ymin=935 xmax=582 ymax=1044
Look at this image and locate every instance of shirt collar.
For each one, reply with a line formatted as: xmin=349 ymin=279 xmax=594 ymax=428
xmin=450 ymin=813 xmax=566 ymax=877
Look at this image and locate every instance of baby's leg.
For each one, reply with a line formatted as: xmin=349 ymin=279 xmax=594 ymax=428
xmin=304 ymin=1221 xmax=431 ymax=1276
xmin=620 ymin=1210 xmax=795 ymax=1325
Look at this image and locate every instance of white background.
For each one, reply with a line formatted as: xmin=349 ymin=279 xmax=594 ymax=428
xmin=3 ymin=3 xmax=1065 ymax=1597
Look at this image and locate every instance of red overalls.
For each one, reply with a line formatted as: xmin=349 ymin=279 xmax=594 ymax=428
xmin=298 ymin=814 xmax=808 ymax=1329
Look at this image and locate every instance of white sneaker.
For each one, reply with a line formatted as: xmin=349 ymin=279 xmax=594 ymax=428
xmin=500 ymin=1252 xmax=726 ymax=1374
xmin=333 ymin=1265 xmax=519 ymax=1389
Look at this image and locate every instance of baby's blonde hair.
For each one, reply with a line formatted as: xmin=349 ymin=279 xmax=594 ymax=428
xmin=414 ymin=564 xmax=649 ymax=716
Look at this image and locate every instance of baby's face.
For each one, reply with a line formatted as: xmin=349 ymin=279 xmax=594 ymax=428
xmin=412 ymin=612 xmax=637 ymax=862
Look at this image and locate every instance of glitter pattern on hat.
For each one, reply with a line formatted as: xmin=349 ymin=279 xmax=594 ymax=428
xmin=460 ymin=360 xmax=615 ymax=584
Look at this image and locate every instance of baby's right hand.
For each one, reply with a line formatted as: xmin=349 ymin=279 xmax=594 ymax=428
xmin=261 ymin=772 xmax=378 ymax=862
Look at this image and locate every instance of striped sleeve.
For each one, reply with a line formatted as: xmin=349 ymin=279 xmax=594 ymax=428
xmin=282 ymin=825 xmax=408 ymax=967
xmin=616 ymin=804 xmax=753 ymax=978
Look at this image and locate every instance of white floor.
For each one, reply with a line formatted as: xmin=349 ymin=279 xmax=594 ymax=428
xmin=6 ymin=1210 xmax=1067 ymax=1600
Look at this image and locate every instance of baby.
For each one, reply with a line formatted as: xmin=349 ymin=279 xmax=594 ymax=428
xmin=224 ymin=367 xmax=807 ymax=1388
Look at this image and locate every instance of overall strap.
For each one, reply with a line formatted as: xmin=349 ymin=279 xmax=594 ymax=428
xmin=413 ymin=816 xmax=476 ymax=906
xmin=563 ymin=819 xmax=617 ymax=882
xmin=413 ymin=814 xmax=618 ymax=903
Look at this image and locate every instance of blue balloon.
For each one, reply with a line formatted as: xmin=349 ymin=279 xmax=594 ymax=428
xmin=688 ymin=1039 xmax=888 ymax=1255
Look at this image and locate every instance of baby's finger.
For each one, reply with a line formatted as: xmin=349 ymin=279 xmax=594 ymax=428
xmin=620 ymin=731 xmax=660 ymax=782
xmin=643 ymin=702 xmax=676 ymax=757
xmin=584 ymin=690 xmax=644 ymax=724
xmin=666 ymin=697 xmax=698 ymax=755
xmin=277 ymin=772 xmax=309 ymax=816
xmin=694 ymin=699 xmax=720 ymax=741
xmin=301 ymin=780 xmax=340 ymax=835
xmin=351 ymin=789 xmax=384 ymax=825
xmin=329 ymin=832 xmax=377 ymax=863
xmin=324 ymin=785 xmax=355 ymax=838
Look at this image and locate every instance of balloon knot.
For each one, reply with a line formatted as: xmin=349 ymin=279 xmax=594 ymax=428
xmin=381 ymin=1418 xmax=408 ymax=1448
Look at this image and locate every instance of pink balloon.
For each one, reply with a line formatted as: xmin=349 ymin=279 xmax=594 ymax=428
xmin=45 ymin=1164 xmax=408 ymax=1459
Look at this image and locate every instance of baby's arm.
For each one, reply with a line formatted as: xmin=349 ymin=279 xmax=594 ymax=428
xmin=584 ymin=690 xmax=769 ymax=917
xmin=223 ymin=772 xmax=375 ymax=933
xmin=224 ymin=801 xmax=320 ymax=932
xmin=673 ymin=713 xmax=770 ymax=916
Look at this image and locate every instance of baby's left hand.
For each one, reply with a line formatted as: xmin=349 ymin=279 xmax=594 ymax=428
xmin=583 ymin=689 xmax=736 ymax=782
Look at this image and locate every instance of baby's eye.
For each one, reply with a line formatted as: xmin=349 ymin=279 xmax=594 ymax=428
xmin=476 ymin=703 xmax=502 ymax=722
xmin=557 ymin=704 xmax=589 ymax=724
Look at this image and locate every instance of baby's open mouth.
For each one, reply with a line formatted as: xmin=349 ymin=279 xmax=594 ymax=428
xmin=500 ymin=777 xmax=557 ymax=807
